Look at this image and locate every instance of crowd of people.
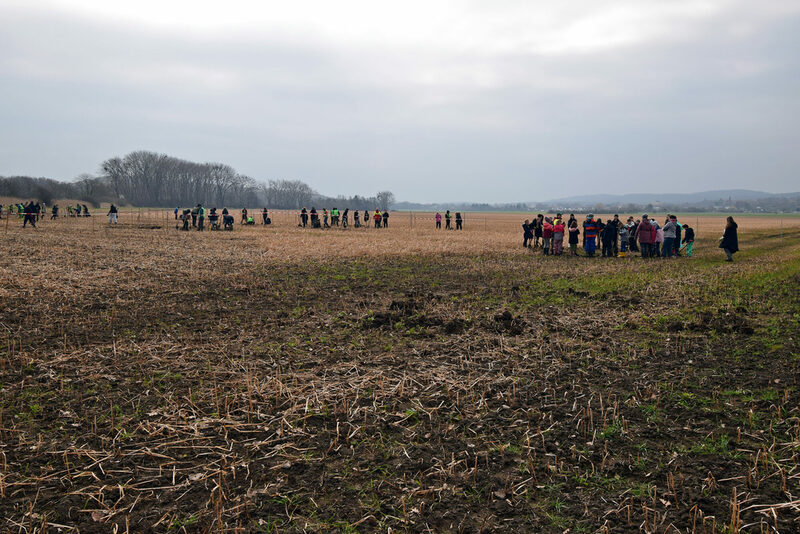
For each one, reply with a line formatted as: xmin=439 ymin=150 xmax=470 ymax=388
xmin=1 ymin=201 xmax=48 ymax=226
xmin=0 ymin=201 xmax=98 ymax=225
xmin=174 ymin=205 xmax=273 ymax=231
xmin=522 ymin=213 xmax=739 ymax=261
xmin=292 ymin=208 xmax=469 ymax=230
xmin=5 ymin=200 xmax=741 ymax=261
xmin=170 ymin=206 xmax=469 ymax=232
xmin=522 ymin=213 xmax=695 ymax=258
xmin=298 ymin=208 xmax=390 ymax=229
xmin=175 ymin=205 xmax=238 ymax=231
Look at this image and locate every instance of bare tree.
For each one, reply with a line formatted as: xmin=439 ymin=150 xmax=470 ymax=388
xmin=98 ymin=151 xmax=261 ymax=207
xmin=376 ymin=191 xmax=396 ymax=211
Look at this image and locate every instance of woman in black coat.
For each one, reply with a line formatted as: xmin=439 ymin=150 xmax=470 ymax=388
xmin=533 ymin=214 xmax=543 ymax=248
xmin=522 ymin=219 xmax=533 ymax=248
xmin=719 ymin=216 xmax=739 ymax=262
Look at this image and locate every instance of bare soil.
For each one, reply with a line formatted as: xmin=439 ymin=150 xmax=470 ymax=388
xmin=1 ymin=214 xmax=799 ymax=533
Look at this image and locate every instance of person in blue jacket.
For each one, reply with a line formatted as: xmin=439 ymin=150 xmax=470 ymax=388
xmin=583 ymin=214 xmax=598 ymax=257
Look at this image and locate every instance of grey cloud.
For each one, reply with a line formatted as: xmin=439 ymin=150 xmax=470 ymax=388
xmin=0 ymin=3 xmax=798 ymax=202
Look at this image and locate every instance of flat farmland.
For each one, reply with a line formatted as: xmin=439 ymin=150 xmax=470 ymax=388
xmin=1 ymin=211 xmax=799 ymax=533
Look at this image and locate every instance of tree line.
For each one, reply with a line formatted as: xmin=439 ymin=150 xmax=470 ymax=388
xmin=1 ymin=151 xmax=395 ymax=210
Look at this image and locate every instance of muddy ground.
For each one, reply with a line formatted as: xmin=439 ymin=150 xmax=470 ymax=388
xmin=1 ymin=219 xmax=799 ymax=533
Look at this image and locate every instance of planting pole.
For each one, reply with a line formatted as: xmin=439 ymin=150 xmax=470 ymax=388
xmin=780 ymin=218 xmax=783 ymax=240
xmin=409 ymin=211 xmax=412 ymax=230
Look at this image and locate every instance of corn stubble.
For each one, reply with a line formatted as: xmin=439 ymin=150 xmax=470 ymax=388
xmin=0 ymin=211 xmax=799 ymax=532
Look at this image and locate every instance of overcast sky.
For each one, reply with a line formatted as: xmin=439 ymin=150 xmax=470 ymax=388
xmin=1 ymin=1 xmax=798 ymax=202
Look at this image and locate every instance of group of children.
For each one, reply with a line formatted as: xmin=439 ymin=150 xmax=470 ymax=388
xmin=523 ymin=213 xmax=696 ymax=258
xmin=298 ymin=208 xmax=389 ymax=229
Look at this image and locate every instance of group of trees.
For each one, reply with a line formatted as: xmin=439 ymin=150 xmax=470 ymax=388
xmin=1 ymin=151 xmax=396 ymax=211
xmin=262 ymin=180 xmax=395 ymax=211
xmin=101 ymin=151 xmax=260 ymax=207
xmin=0 ymin=175 xmax=113 ymax=206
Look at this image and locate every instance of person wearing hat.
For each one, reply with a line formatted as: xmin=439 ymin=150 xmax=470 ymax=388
xmin=583 ymin=214 xmax=598 ymax=256
xmin=552 ymin=216 xmax=565 ymax=255
xmin=626 ymin=217 xmax=639 ymax=252
xmin=618 ymin=221 xmax=629 ymax=257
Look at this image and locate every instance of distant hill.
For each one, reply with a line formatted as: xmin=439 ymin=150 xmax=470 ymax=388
xmin=527 ymin=189 xmax=800 ymax=214
xmin=546 ymin=189 xmax=797 ymax=205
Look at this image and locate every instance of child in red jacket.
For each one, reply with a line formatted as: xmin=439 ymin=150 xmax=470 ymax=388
xmin=542 ymin=217 xmax=554 ymax=255
xmin=552 ymin=219 xmax=565 ymax=255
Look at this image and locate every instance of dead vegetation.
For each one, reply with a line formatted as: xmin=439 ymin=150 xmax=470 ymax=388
xmin=1 ymin=213 xmax=799 ymax=533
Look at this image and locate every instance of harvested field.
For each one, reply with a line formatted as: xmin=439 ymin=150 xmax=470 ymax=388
xmin=1 ymin=212 xmax=799 ymax=533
